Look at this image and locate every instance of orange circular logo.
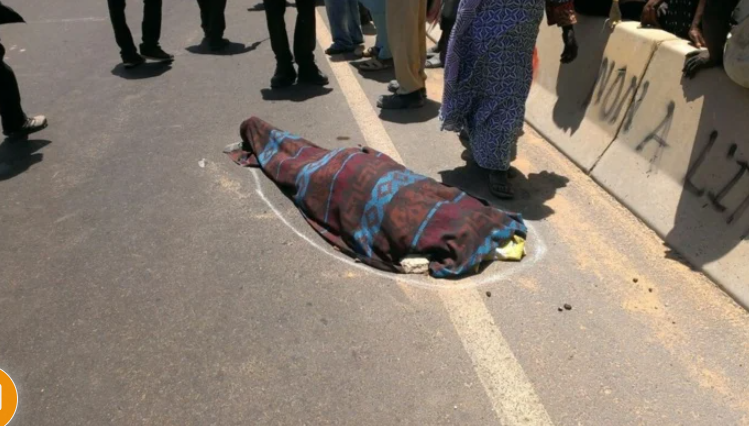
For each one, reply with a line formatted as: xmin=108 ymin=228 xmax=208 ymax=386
xmin=0 ymin=369 xmax=18 ymax=425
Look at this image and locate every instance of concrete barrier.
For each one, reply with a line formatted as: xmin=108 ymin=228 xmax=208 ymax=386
xmin=591 ymin=39 xmax=749 ymax=307
xmin=527 ymin=20 xmax=679 ymax=171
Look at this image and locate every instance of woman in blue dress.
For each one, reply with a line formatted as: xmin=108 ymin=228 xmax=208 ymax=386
xmin=441 ymin=0 xmax=579 ymax=198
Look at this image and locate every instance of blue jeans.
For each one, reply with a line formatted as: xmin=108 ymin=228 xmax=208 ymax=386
xmin=359 ymin=0 xmax=391 ymax=60
xmin=324 ymin=0 xmax=363 ymax=50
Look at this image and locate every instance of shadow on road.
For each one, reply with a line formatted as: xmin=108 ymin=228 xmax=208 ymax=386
xmin=379 ymin=99 xmax=440 ymax=124
xmin=0 ymin=138 xmax=51 ymax=182
xmin=247 ymin=1 xmax=295 ymax=11
xmin=261 ymin=85 xmax=333 ymax=102
xmin=111 ymin=62 xmax=172 ymax=80
xmin=185 ymin=39 xmax=265 ymax=56
xmin=439 ymin=155 xmax=568 ymax=221
xmin=328 ymin=51 xmax=363 ymax=63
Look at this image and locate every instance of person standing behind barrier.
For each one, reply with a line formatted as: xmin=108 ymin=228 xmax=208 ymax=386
xmin=684 ymin=0 xmax=741 ymax=78
xmin=378 ymin=0 xmax=427 ymax=109
xmin=440 ymin=0 xmax=579 ymax=199
xmin=324 ymin=0 xmax=364 ymax=55
xmin=0 ymin=2 xmax=47 ymax=140
xmin=263 ymin=0 xmax=329 ymax=88
xmin=107 ymin=0 xmax=174 ymax=68
xmin=197 ymin=0 xmax=230 ymax=51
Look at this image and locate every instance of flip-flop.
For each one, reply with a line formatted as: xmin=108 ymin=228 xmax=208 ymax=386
xmin=358 ymin=58 xmax=394 ymax=72
xmin=425 ymin=56 xmax=443 ymax=69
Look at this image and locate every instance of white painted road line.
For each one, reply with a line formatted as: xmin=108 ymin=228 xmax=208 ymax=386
xmin=441 ymin=288 xmax=555 ymax=425
xmin=29 ymin=17 xmax=108 ymax=24
xmin=314 ymin=9 xmax=555 ymax=426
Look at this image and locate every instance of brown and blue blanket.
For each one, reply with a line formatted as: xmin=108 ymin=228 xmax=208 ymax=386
xmin=225 ymin=117 xmax=527 ymax=278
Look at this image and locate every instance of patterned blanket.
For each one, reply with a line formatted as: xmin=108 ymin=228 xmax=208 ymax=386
xmin=225 ymin=117 xmax=527 ymax=278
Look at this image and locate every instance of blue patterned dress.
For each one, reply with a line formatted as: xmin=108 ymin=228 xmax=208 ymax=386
xmin=441 ymin=0 xmax=575 ymax=172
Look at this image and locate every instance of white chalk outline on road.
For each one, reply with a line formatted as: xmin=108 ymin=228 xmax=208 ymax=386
xmin=245 ymin=9 xmax=557 ymax=426
xmin=250 ymin=168 xmax=545 ymax=290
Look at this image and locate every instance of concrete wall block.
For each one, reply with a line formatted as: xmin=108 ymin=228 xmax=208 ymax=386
xmin=591 ymin=39 xmax=749 ymax=307
xmin=527 ymin=19 xmax=679 ymax=171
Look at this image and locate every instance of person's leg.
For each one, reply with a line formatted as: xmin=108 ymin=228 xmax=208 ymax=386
xmin=348 ymin=0 xmax=364 ymax=45
xmin=294 ymin=0 xmax=318 ymax=66
xmin=201 ymin=0 xmax=228 ymax=47
xmin=264 ymin=0 xmax=294 ymax=64
xmin=295 ymin=0 xmax=329 ymax=85
xmin=417 ymin=0 xmax=428 ymax=84
xmin=0 ymin=41 xmax=26 ymax=134
xmin=141 ymin=0 xmax=163 ymax=49
xmin=139 ymin=0 xmax=173 ymax=60
xmin=359 ymin=0 xmax=391 ymax=59
xmin=209 ymin=0 xmax=228 ymax=42
xmin=197 ymin=0 xmax=210 ymax=36
xmin=107 ymin=0 xmax=139 ymax=58
xmin=386 ymin=0 xmax=426 ymax=94
xmin=324 ymin=0 xmax=356 ymax=52
xmin=264 ymin=0 xmax=297 ymax=87
xmin=438 ymin=0 xmax=458 ymax=64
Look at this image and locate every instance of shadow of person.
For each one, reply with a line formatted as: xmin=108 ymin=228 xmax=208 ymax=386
xmin=550 ymin=18 xmax=612 ymax=135
xmin=248 ymin=1 xmax=295 ymax=11
xmin=328 ymin=51 xmax=364 ymax=63
xmin=351 ymin=61 xmax=395 ymax=83
xmin=379 ymin=99 xmax=441 ymax=123
xmin=0 ymin=138 xmax=51 ymax=182
xmin=261 ymin=85 xmax=334 ymax=102
xmin=185 ymin=40 xmax=265 ymax=56
xmin=439 ymin=156 xmax=568 ymax=221
xmin=661 ymin=60 xmax=749 ymax=271
xmin=111 ymin=62 xmax=172 ymax=80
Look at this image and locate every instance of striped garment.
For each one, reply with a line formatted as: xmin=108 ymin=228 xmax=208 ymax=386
xmin=225 ymin=117 xmax=527 ymax=278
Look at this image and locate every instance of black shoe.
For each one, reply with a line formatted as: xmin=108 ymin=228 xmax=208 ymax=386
xmin=122 ymin=53 xmax=146 ymax=69
xmin=208 ymin=38 xmax=231 ymax=52
xmin=297 ymin=64 xmax=329 ymax=86
xmin=139 ymin=44 xmax=174 ymax=62
xmin=4 ymin=115 xmax=48 ymax=140
xmin=377 ymin=91 xmax=426 ymax=109
xmin=270 ymin=62 xmax=297 ymax=88
xmin=387 ymin=80 xmax=427 ymax=97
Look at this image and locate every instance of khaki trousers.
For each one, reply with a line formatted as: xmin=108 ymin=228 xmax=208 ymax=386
xmin=386 ymin=0 xmax=427 ymax=94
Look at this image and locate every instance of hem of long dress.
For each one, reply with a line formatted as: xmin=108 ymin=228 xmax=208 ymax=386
xmin=440 ymin=119 xmax=509 ymax=173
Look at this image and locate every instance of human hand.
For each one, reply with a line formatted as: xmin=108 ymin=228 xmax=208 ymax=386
xmin=683 ymin=50 xmax=715 ymax=79
xmin=689 ymin=26 xmax=707 ymax=48
xmin=641 ymin=0 xmax=663 ymax=27
xmin=561 ymin=26 xmax=578 ymax=64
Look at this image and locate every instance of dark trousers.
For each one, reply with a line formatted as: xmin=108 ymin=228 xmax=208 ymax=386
xmin=437 ymin=0 xmax=459 ymax=64
xmin=263 ymin=0 xmax=316 ymax=66
xmin=107 ymin=0 xmax=163 ymax=57
xmin=0 ymin=41 xmax=26 ymax=134
xmin=197 ymin=0 xmax=227 ymax=41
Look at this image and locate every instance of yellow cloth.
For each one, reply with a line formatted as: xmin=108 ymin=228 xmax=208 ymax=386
xmin=494 ymin=235 xmax=527 ymax=262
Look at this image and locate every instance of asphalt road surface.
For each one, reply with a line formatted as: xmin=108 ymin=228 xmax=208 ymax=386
xmin=2 ymin=1 xmax=749 ymax=425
